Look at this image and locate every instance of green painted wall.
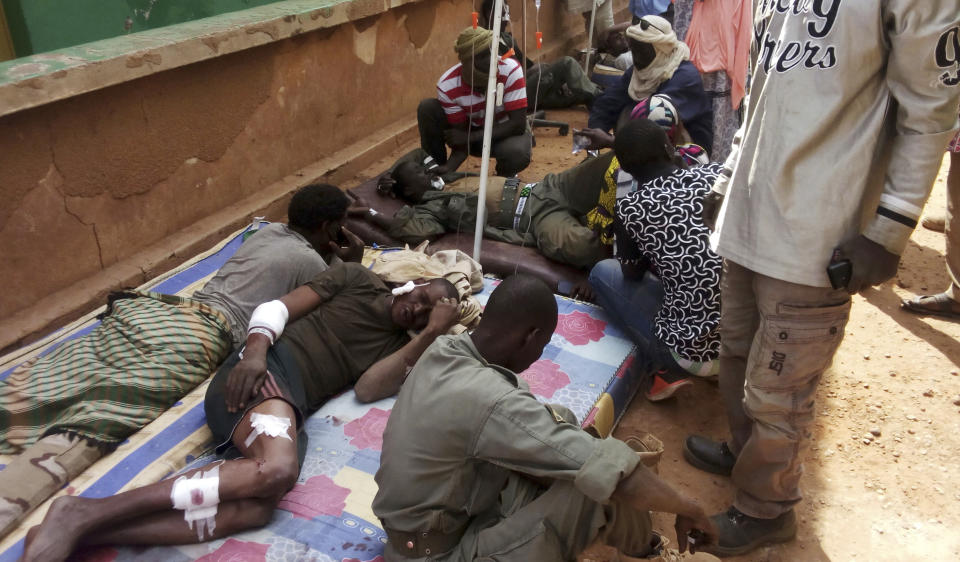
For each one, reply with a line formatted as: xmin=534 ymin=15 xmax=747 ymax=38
xmin=1 ymin=0 xmax=286 ymax=56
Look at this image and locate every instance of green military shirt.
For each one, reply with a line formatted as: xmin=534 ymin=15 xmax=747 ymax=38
xmin=373 ymin=333 xmax=640 ymax=540
xmin=280 ymin=263 xmax=409 ymax=408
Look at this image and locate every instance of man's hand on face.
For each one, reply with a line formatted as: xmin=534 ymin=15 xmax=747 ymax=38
xmin=444 ymin=128 xmax=469 ymax=148
xmin=574 ymin=128 xmax=615 ymax=151
xmin=328 ymin=226 xmax=365 ymax=264
xmin=225 ymin=355 xmax=268 ymax=413
xmin=701 ymin=191 xmax=724 ymax=231
xmin=425 ymin=297 xmax=461 ymax=335
xmin=834 ymin=235 xmax=900 ymax=294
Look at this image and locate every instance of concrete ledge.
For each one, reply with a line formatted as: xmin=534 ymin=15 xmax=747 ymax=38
xmin=0 ymin=0 xmax=424 ymax=118
xmin=0 ymin=116 xmax=418 ymax=354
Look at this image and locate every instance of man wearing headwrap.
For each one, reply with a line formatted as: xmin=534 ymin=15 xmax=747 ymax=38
xmin=588 ymin=15 xmax=713 ymax=154
xmin=578 ymin=93 xmax=710 ymax=167
xmin=416 ymin=27 xmax=532 ymax=177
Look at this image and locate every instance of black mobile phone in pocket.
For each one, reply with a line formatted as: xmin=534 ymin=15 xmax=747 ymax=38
xmin=827 ymin=255 xmax=852 ymax=290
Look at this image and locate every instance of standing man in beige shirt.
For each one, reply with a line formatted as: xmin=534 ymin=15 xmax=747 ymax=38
xmin=684 ymin=1 xmax=960 ymax=557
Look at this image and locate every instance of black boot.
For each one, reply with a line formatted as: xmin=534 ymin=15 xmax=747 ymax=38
xmin=683 ymin=435 xmax=737 ymax=476
xmin=704 ymin=507 xmax=797 ymax=557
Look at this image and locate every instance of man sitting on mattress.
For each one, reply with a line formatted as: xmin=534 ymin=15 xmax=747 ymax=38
xmin=372 ymin=274 xmax=716 ymax=560
xmin=0 ymin=184 xmax=364 ymax=537
xmin=21 ymin=263 xmax=460 ymax=562
xmin=353 ymin=130 xmax=658 ymax=269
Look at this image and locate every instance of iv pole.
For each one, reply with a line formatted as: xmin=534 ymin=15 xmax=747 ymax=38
xmin=471 ymin=0 xmax=506 ymax=261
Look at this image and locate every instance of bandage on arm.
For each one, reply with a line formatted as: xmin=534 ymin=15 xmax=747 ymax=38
xmin=247 ymin=300 xmax=289 ymax=345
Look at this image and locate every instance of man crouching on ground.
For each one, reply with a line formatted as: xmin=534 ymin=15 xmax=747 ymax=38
xmin=20 ymin=263 xmax=459 ymax=561
xmin=373 ymin=274 xmax=715 ymax=560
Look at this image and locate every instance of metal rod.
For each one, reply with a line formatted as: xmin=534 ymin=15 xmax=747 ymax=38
xmin=521 ymin=0 xmax=527 ymax=72
xmin=583 ymin=0 xmax=598 ymax=73
xmin=472 ymin=0 xmax=506 ymax=261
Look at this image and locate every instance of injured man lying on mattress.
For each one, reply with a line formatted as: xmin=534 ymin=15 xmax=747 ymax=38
xmin=0 ymin=183 xmax=364 ymax=537
xmin=352 ymin=120 xmax=663 ymax=269
xmin=20 ymin=263 xmax=460 ymax=562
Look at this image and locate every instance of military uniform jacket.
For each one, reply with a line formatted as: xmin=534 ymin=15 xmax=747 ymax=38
xmin=372 ymin=333 xmax=639 ymax=548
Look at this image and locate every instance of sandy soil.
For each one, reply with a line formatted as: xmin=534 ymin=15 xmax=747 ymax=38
xmin=350 ymin=108 xmax=960 ymax=561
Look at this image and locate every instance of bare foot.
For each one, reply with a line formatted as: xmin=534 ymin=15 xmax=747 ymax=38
xmin=21 ymin=524 xmax=39 ymax=551
xmin=20 ymin=496 xmax=96 ymax=562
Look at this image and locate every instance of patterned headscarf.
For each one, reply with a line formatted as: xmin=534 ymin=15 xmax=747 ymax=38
xmin=631 ymin=94 xmax=708 ymax=165
xmin=630 ymin=94 xmax=681 ymax=142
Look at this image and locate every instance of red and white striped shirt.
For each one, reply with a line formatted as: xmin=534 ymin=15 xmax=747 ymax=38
xmin=437 ymin=57 xmax=527 ymax=127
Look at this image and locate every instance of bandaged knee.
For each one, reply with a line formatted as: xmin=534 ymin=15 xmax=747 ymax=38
xmin=171 ymin=464 xmax=221 ymax=541
xmin=247 ymin=300 xmax=289 ymax=344
xmin=243 ymin=413 xmax=293 ymax=448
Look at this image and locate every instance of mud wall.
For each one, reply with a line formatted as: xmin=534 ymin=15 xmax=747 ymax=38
xmin=0 ymin=0 xmax=624 ymax=348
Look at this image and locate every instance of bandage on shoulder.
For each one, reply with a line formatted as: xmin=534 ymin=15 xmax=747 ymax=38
xmin=248 ymin=300 xmax=289 ymax=344
xmin=243 ymin=412 xmax=293 ymax=448
xmin=171 ymin=464 xmax=221 ymax=541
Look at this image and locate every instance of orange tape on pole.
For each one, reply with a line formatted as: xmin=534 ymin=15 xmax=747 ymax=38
xmin=536 ymin=31 xmax=543 ymax=49
xmin=472 ymin=12 xmax=478 ymax=29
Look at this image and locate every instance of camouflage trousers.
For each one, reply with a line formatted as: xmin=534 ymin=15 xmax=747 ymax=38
xmin=0 ymin=434 xmax=102 ymax=537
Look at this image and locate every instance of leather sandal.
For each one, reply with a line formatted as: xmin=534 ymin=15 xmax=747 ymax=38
xmin=901 ymin=293 xmax=960 ymax=320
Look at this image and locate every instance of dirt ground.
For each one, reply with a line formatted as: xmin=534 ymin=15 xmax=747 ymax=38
xmin=350 ymin=108 xmax=960 ymax=561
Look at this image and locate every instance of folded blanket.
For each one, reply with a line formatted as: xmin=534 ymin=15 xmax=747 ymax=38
xmin=0 ymin=292 xmax=231 ymax=453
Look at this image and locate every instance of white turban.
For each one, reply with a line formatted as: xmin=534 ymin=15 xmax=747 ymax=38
xmin=625 ymin=16 xmax=690 ymax=102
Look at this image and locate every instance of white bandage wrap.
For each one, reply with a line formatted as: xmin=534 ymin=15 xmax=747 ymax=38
xmin=243 ymin=413 xmax=293 ymax=448
xmin=171 ymin=464 xmax=221 ymax=541
xmin=248 ymin=300 xmax=289 ymax=344
xmin=391 ymin=281 xmax=429 ymax=296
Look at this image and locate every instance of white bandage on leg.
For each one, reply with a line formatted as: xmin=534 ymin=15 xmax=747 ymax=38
xmin=247 ymin=300 xmax=289 ymax=344
xmin=243 ymin=413 xmax=293 ymax=448
xmin=171 ymin=464 xmax=221 ymax=541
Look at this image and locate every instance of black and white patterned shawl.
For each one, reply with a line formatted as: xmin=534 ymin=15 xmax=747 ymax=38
xmin=615 ymin=163 xmax=723 ymax=362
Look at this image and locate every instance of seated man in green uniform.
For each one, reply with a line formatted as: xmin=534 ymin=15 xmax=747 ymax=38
xmin=373 ymin=275 xmax=715 ymax=561
xmin=21 ymin=263 xmax=460 ymax=562
xmin=355 ymin=139 xmax=649 ymax=269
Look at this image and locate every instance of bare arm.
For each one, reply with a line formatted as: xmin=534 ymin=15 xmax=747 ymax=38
xmin=364 ymin=209 xmax=400 ymax=232
xmin=445 ymin=108 xmax=527 ymax=148
xmin=437 ymin=149 xmax=468 ymax=175
xmin=225 ymin=280 xmax=341 ymax=411
xmin=470 ymin=108 xmax=527 ymax=144
xmin=278 ymin=285 xmax=325 ymax=323
xmin=354 ymin=298 xmax=460 ymax=402
xmin=614 ymin=463 xmax=716 ymax=553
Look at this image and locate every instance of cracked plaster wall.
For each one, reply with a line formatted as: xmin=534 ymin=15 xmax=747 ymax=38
xmin=0 ymin=0 xmax=593 ymax=321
